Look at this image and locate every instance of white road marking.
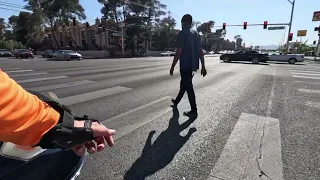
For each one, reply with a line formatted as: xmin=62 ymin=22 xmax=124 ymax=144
xmin=290 ymin=70 xmax=320 ymax=74
xmin=292 ymin=75 xmax=320 ymax=80
xmin=29 ymin=80 xmax=95 ymax=91
xmin=16 ymin=76 xmax=68 ymax=83
xmin=5 ymin=69 xmax=33 ymax=73
xmin=298 ymin=88 xmax=320 ymax=94
xmin=305 ymin=101 xmax=320 ymax=109
xmin=208 ymin=113 xmax=283 ymax=180
xmin=10 ymin=72 xmax=48 ymax=77
xmin=291 ymin=72 xmax=320 ymax=76
xmin=295 ymin=81 xmax=320 ymax=85
xmin=61 ymin=86 xmax=132 ymax=106
xmin=102 ymin=96 xmax=175 ymax=141
xmin=1 ymin=68 xmax=20 ymax=71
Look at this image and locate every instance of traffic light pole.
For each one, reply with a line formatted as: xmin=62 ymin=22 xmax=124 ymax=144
xmin=315 ymin=33 xmax=320 ymax=60
xmin=285 ymin=0 xmax=295 ymax=54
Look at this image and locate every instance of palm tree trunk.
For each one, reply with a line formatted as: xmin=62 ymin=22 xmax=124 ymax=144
xmin=51 ymin=20 xmax=61 ymax=49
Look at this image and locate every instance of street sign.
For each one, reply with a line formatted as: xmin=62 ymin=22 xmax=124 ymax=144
xmin=112 ymin=32 xmax=122 ymax=37
xmin=297 ymin=30 xmax=307 ymax=37
xmin=312 ymin=11 xmax=320 ymax=21
xmin=268 ymin=26 xmax=285 ymax=30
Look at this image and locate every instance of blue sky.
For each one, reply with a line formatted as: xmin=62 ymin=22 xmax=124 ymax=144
xmin=2 ymin=0 xmax=320 ymax=46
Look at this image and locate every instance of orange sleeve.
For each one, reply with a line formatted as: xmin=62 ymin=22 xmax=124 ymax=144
xmin=0 ymin=69 xmax=60 ymax=146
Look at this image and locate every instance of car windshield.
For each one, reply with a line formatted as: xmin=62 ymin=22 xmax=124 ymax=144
xmin=63 ymin=50 xmax=76 ymax=53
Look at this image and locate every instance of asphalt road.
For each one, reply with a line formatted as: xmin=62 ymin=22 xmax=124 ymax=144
xmin=1 ymin=56 xmax=320 ymax=180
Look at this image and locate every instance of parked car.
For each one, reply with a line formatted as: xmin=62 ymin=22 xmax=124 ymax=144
xmin=160 ymin=51 xmax=175 ymax=56
xmin=53 ymin=50 xmax=82 ymax=61
xmin=220 ymin=50 xmax=269 ymax=64
xmin=0 ymin=49 xmax=12 ymax=57
xmin=14 ymin=49 xmax=34 ymax=59
xmin=42 ymin=50 xmax=55 ymax=58
xmin=268 ymin=53 xmax=304 ymax=64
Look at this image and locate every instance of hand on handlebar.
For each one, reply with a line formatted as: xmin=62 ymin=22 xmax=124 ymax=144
xmin=72 ymin=120 xmax=116 ymax=156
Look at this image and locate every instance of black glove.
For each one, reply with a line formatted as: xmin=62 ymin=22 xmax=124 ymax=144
xmin=28 ymin=90 xmax=98 ymax=150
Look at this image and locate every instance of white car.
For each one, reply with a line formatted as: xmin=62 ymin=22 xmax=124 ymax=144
xmin=268 ymin=53 xmax=304 ymax=64
xmin=160 ymin=51 xmax=175 ymax=56
xmin=53 ymin=50 xmax=82 ymax=61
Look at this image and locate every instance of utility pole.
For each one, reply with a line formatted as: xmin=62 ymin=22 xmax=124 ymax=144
xmin=168 ymin=11 xmax=171 ymax=49
xmin=120 ymin=22 xmax=125 ymax=57
xmin=285 ymin=0 xmax=295 ymax=54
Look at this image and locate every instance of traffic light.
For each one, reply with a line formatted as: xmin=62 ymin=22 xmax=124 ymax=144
xmin=288 ymin=33 xmax=293 ymax=41
xmin=263 ymin=21 xmax=268 ymax=29
xmin=223 ymin=23 xmax=226 ymax=30
xmin=243 ymin=22 xmax=247 ymax=30
xmin=313 ymin=40 xmax=317 ymax=45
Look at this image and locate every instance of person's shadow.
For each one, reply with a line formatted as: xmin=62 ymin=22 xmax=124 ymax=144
xmin=123 ymin=107 xmax=197 ymax=180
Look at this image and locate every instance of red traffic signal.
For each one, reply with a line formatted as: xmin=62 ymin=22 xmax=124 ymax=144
xmin=263 ymin=21 xmax=268 ymax=29
xmin=243 ymin=22 xmax=247 ymax=30
xmin=223 ymin=23 xmax=226 ymax=30
xmin=288 ymin=33 xmax=293 ymax=41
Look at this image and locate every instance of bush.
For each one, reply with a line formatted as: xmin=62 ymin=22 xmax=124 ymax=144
xmin=0 ymin=40 xmax=24 ymax=50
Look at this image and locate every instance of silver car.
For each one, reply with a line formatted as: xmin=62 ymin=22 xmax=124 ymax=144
xmin=53 ymin=50 xmax=82 ymax=61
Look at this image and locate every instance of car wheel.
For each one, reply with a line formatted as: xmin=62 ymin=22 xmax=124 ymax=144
xmin=64 ymin=56 xmax=70 ymax=61
xmin=288 ymin=58 xmax=296 ymax=64
xmin=223 ymin=56 xmax=230 ymax=62
xmin=252 ymin=58 xmax=260 ymax=64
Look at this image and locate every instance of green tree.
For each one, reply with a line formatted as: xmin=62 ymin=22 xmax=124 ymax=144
xmin=152 ymin=16 xmax=177 ymax=50
xmin=122 ymin=0 xmax=166 ymax=55
xmin=234 ymin=35 xmax=243 ymax=50
xmin=25 ymin=0 xmax=87 ymax=49
xmin=0 ymin=18 xmax=6 ymax=40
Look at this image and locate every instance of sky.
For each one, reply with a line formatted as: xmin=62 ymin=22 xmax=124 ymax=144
xmin=1 ymin=0 xmax=320 ymax=46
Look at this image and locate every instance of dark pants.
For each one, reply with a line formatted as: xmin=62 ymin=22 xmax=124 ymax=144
xmin=175 ymin=69 xmax=197 ymax=111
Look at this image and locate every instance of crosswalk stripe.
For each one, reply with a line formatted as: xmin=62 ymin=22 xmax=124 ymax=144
xmin=295 ymin=81 xmax=320 ymax=85
xmin=1 ymin=68 xmax=20 ymax=71
xmin=305 ymin=101 xmax=320 ymax=109
xmin=298 ymin=88 xmax=320 ymax=94
xmin=10 ymin=72 xmax=49 ymax=77
xmin=61 ymin=86 xmax=132 ymax=106
xmin=16 ymin=76 xmax=68 ymax=83
xmin=292 ymin=75 xmax=320 ymax=80
xmin=6 ymin=69 xmax=33 ymax=73
xmin=29 ymin=80 xmax=95 ymax=91
xmin=208 ymin=113 xmax=283 ymax=180
xmin=291 ymin=72 xmax=320 ymax=76
xmin=290 ymin=70 xmax=320 ymax=74
xmin=102 ymin=96 xmax=173 ymax=141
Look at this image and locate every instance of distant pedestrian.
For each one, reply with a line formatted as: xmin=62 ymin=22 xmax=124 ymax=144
xmin=170 ymin=14 xmax=207 ymax=117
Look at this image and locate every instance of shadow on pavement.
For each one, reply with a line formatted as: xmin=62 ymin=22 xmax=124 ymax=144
xmin=268 ymin=62 xmax=306 ymax=65
xmin=225 ymin=61 xmax=269 ymax=66
xmin=123 ymin=107 xmax=197 ymax=180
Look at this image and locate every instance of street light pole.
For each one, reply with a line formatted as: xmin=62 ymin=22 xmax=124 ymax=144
xmin=285 ymin=0 xmax=295 ymax=54
xmin=120 ymin=23 xmax=125 ymax=57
